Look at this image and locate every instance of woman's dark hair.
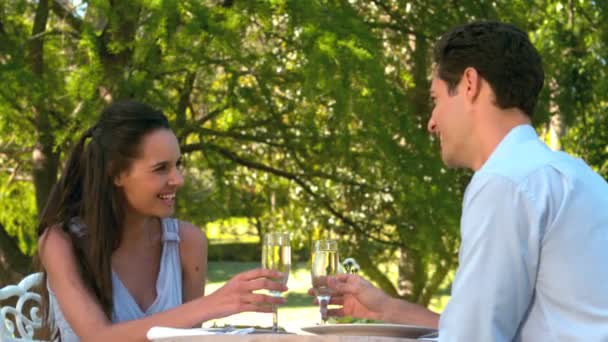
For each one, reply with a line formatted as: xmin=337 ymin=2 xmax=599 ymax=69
xmin=37 ymin=100 xmax=170 ymax=325
xmin=433 ymin=21 xmax=544 ymax=117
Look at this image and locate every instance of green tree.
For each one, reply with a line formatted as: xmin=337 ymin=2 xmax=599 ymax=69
xmin=0 ymin=1 xmax=606 ymax=310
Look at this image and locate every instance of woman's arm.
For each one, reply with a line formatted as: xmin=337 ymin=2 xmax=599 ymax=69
xmin=39 ymin=226 xmax=285 ymax=342
xmin=179 ymin=221 xmax=207 ymax=301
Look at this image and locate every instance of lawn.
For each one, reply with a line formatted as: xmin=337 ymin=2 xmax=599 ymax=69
xmin=203 ymin=261 xmax=450 ymax=330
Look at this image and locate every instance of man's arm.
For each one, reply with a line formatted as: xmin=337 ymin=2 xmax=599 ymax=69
xmin=379 ymin=295 xmax=440 ymax=328
xmin=321 ymin=274 xmax=439 ymax=328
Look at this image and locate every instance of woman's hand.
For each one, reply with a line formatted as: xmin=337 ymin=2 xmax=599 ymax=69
xmin=206 ymin=268 xmax=288 ymax=318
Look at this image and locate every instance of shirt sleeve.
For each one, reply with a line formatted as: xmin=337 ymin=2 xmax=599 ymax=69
xmin=439 ymin=174 xmax=544 ymax=342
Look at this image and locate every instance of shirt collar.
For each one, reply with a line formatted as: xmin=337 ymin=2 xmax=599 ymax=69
xmin=477 ymin=124 xmax=539 ymax=173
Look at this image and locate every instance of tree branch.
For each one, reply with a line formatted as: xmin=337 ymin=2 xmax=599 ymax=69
xmin=194 ymin=127 xmax=289 ymax=149
xmin=51 ymin=0 xmax=83 ymax=33
xmin=175 ymin=72 xmax=196 ymax=131
xmin=183 ymin=142 xmax=381 ymax=242
xmin=364 ymin=20 xmax=427 ymax=39
xmin=177 ymin=104 xmax=232 ymax=141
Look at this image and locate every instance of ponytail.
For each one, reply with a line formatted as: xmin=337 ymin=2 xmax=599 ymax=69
xmin=37 ymin=122 xmax=118 ymax=322
xmin=36 ymin=101 xmax=171 ymax=332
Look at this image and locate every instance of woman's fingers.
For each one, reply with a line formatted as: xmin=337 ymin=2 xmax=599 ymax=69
xmin=241 ymin=292 xmax=286 ymax=306
xmin=244 ymin=277 xmax=287 ymax=293
xmin=235 ymin=268 xmax=285 ymax=281
xmin=235 ymin=293 xmax=286 ymax=313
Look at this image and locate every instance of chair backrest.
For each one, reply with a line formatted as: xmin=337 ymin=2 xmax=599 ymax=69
xmin=0 ymin=272 xmax=46 ymax=342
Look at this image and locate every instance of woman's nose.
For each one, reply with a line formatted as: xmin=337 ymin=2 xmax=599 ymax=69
xmin=170 ymin=168 xmax=184 ymax=187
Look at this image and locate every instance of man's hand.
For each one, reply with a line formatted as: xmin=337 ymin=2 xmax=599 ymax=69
xmin=308 ymin=273 xmax=390 ymax=321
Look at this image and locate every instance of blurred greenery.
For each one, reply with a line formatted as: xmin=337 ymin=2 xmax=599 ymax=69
xmin=1 ymin=1 xmax=607 ymax=310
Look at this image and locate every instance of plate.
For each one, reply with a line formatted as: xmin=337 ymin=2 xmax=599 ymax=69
xmin=300 ymin=323 xmax=437 ymax=338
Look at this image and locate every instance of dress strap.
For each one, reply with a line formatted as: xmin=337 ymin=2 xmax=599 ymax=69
xmin=161 ymin=218 xmax=180 ymax=242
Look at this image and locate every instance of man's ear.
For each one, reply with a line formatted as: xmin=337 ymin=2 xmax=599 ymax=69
xmin=462 ymin=67 xmax=481 ymax=102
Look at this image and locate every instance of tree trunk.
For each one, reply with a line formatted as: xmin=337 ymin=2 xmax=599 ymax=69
xmin=398 ymin=32 xmax=430 ymax=302
xmin=351 ymin=245 xmax=399 ymax=298
xmin=28 ymin=0 xmax=60 ymax=214
xmin=0 ymin=224 xmax=32 ymax=287
xmin=98 ymin=1 xmax=142 ymax=99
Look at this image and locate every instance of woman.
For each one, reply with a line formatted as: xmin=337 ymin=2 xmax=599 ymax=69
xmin=37 ymin=101 xmax=285 ymax=341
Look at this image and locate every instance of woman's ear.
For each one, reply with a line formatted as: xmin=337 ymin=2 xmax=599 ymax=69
xmin=113 ymin=173 xmax=124 ymax=187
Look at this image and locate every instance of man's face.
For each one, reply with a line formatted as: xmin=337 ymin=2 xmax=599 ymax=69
xmin=427 ymin=75 xmax=473 ymax=168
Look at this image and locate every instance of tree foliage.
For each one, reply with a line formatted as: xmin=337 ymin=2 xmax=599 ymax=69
xmin=0 ymin=0 xmax=606 ymax=306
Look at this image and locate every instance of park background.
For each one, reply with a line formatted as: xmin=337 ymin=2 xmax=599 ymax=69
xmin=1 ymin=0 xmax=607 ymax=327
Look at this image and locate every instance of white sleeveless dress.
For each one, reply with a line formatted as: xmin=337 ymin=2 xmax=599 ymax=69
xmin=48 ymin=218 xmax=183 ymax=341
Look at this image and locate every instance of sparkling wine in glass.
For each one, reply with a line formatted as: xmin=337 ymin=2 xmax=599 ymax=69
xmin=311 ymin=239 xmax=339 ymax=324
xmin=261 ymin=232 xmax=291 ymax=332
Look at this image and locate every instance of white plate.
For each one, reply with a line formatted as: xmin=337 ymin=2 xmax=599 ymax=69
xmin=300 ymin=323 xmax=437 ymax=338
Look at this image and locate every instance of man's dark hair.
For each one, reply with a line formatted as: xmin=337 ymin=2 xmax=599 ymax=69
xmin=433 ymin=21 xmax=544 ymax=117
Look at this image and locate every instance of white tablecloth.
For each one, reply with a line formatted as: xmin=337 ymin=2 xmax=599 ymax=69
xmin=150 ymin=335 xmax=419 ymax=342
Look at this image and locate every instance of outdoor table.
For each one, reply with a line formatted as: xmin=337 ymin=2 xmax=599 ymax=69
xmin=150 ymin=335 xmax=420 ymax=342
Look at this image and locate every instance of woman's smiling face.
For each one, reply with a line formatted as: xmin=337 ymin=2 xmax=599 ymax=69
xmin=114 ymin=128 xmax=184 ymax=219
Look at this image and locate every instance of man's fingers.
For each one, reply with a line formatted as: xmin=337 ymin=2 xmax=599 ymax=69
xmin=313 ymin=296 xmax=344 ymax=305
xmin=330 ymin=296 xmax=344 ymax=305
xmin=327 ymin=308 xmax=345 ymax=317
xmin=334 ymin=273 xmax=353 ymax=282
xmin=327 ymin=274 xmax=359 ymax=294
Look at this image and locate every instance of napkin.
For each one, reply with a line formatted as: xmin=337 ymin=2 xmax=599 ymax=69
xmin=147 ymin=326 xmax=256 ymax=340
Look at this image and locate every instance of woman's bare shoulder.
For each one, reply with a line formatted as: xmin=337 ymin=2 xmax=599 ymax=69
xmin=38 ymin=224 xmax=73 ymax=262
xmin=177 ymin=220 xmax=207 ymax=246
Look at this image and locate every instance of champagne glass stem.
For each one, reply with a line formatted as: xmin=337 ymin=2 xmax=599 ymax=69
xmin=272 ymin=304 xmax=278 ymax=332
xmin=319 ymin=297 xmax=329 ymax=324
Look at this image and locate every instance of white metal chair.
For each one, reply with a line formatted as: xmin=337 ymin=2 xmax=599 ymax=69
xmin=0 ymin=272 xmax=46 ymax=342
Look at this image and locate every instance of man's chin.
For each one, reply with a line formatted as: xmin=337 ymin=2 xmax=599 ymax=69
xmin=441 ymin=152 xmax=461 ymax=169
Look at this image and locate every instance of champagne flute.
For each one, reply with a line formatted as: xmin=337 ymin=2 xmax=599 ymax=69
xmin=311 ymin=239 xmax=339 ymax=324
xmin=261 ymin=232 xmax=291 ymax=332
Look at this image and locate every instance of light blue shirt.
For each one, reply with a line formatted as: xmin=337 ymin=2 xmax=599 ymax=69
xmin=439 ymin=125 xmax=608 ymax=342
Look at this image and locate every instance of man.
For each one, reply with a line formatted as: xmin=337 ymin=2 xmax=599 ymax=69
xmin=317 ymin=21 xmax=608 ymax=341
